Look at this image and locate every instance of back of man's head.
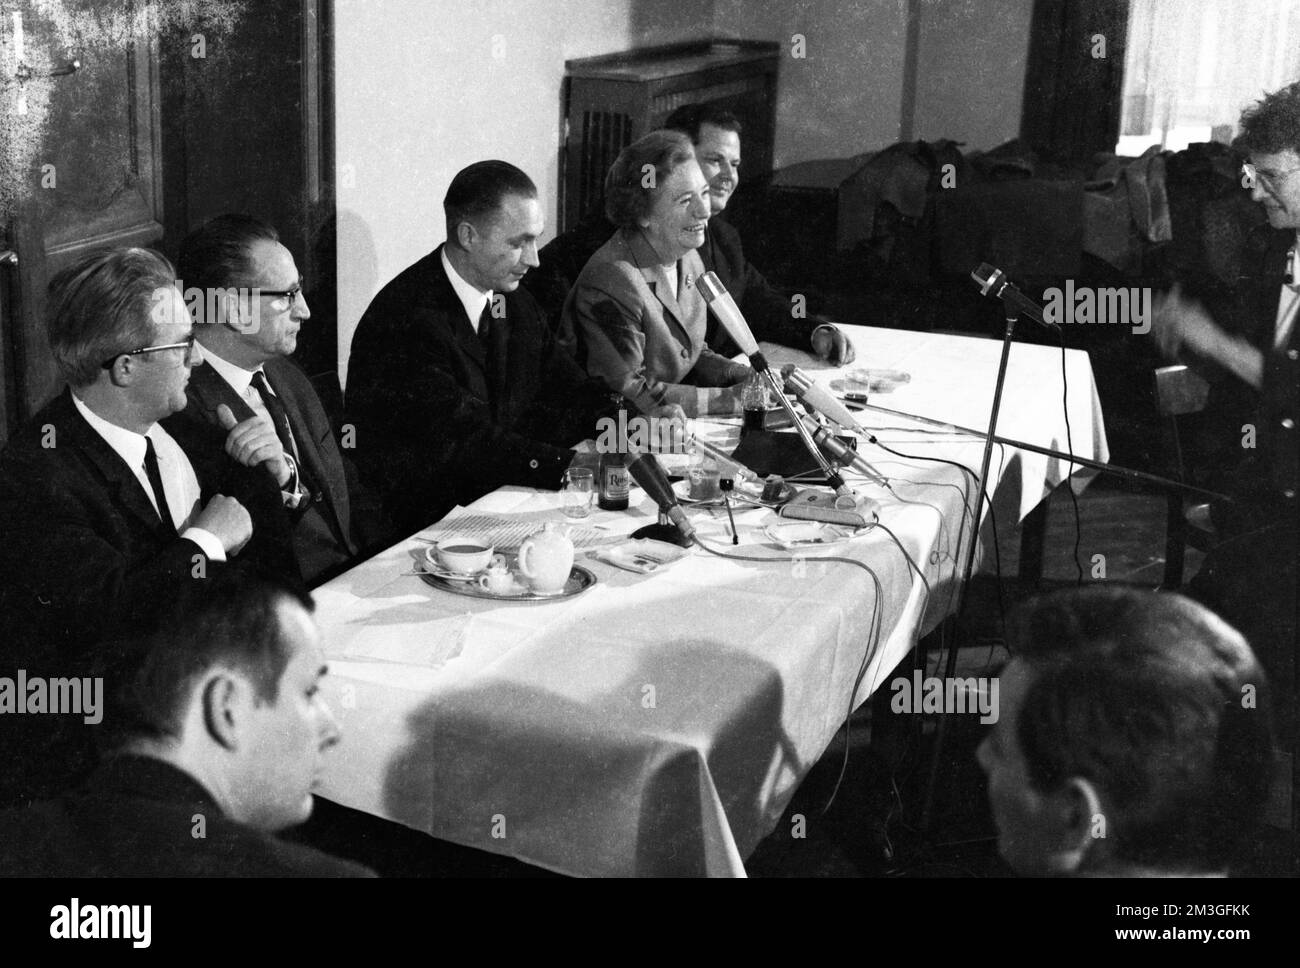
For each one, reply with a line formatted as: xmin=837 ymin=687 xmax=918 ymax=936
xmin=663 ymin=103 xmax=742 ymax=144
xmin=105 ymin=566 xmax=314 ymax=745
xmin=444 ymin=160 xmax=537 ymax=247
xmin=48 ymin=247 xmax=176 ymax=389
xmin=999 ymin=586 xmax=1273 ymax=875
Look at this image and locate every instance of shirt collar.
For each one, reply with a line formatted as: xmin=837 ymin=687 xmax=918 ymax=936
xmin=441 ymin=246 xmax=492 ymax=332
xmin=199 ymin=343 xmax=263 ymax=396
xmin=71 ymin=391 xmax=155 ymax=469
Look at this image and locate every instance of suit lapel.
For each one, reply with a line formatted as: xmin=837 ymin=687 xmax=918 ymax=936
xmin=432 ymin=246 xmax=489 ymax=373
xmin=57 ymin=391 xmax=174 ymax=538
xmin=626 ymin=230 xmax=692 ymax=345
xmin=187 ymin=363 xmax=256 ymax=425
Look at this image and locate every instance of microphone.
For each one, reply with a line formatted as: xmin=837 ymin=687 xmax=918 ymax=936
xmin=797 ymin=415 xmax=890 ymax=489
xmin=780 ymin=364 xmax=863 ymax=433
xmin=626 ymin=448 xmax=696 ymax=546
xmin=697 ymin=271 xmax=769 ymax=372
xmin=971 ymin=263 xmax=1053 ymax=328
xmin=687 ymin=434 xmax=758 ymax=485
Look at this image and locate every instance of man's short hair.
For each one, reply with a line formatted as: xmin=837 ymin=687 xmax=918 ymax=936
xmin=47 ymin=247 xmax=176 ymax=388
xmin=1009 ymin=586 xmax=1273 ymax=873
xmin=663 ymin=103 xmax=742 ymax=144
xmin=443 ymin=160 xmax=537 ymax=245
xmin=604 ymin=130 xmax=697 ymax=230
xmin=1235 ymin=80 xmax=1300 ymax=158
xmin=175 ymin=213 xmax=280 ymax=300
xmin=103 ymin=566 xmax=315 ymax=745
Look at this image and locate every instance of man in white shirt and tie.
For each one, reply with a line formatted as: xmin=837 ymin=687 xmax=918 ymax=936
xmin=0 ymin=246 xmax=275 ymax=806
xmin=166 ymin=214 xmax=379 ymax=586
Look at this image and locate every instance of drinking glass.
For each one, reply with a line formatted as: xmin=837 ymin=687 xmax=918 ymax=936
xmin=561 ymin=467 xmax=594 ymax=518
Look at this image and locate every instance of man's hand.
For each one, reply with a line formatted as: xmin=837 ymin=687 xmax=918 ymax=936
xmin=1151 ymin=284 xmax=1265 ymax=389
xmin=193 ymin=493 xmax=253 ymax=556
xmin=1150 ymin=284 xmax=1222 ymax=360
xmin=216 ymin=404 xmax=291 ymax=487
xmin=811 ymin=324 xmax=856 ymax=365
xmin=646 ymin=403 xmax=690 ymax=452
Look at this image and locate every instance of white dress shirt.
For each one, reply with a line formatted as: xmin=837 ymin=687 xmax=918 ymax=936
xmin=442 ymin=246 xmax=493 ymax=331
xmin=71 ymin=394 xmax=225 ymax=562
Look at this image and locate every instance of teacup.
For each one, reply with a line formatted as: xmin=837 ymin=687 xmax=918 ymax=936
xmin=477 ymin=556 xmax=515 ymax=595
xmin=433 ymin=537 xmax=494 ymax=574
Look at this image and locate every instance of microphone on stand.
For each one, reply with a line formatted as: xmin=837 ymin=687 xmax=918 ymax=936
xmin=780 ymin=364 xmax=891 ymax=490
xmin=697 ymin=271 xmax=769 ymax=372
xmin=971 ymin=263 xmax=1055 ymax=329
xmin=626 ymin=447 xmax=696 ymax=547
xmin=697 ymin=271 xmax=854 ymax=498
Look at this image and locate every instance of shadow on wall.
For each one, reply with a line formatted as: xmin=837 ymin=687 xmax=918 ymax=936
xmin=334 ymin=207 xmax=378 ymax=396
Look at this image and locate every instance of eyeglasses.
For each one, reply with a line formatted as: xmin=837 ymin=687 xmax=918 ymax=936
xmin=101 ymin=333 xmax=198 ymax=369
xmin=255 ymin=280 xmax=304 ymax=309
xmin=1242 ymin=162 xmax=1300 ymax=193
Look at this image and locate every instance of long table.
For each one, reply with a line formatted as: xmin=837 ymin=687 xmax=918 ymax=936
xmin=313 ymin=326 xmax=1108 ymax=876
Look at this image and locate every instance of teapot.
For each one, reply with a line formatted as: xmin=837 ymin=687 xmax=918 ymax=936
xmin=517 ymin=523 xmax=574 ymax=593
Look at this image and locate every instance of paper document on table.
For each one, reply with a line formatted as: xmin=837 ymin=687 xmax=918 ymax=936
xmin=426 ymin=513 xmax=615 ymax=550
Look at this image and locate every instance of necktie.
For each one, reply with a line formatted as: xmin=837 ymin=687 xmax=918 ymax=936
xmin=477 ymin=302 xmax=496 ymax=380
xmin=251 ymin=370 xmax=298 ymax=463
xmin=143 ymin=437 xmax=176 ymax=534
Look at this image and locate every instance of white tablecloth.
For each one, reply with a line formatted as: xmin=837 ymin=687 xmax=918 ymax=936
xmin=313 ymin=325 xmax=1109 ymax=877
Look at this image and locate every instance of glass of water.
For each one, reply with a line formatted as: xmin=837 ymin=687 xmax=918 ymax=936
xmin=561 ymin=467 xmax=594 ymax=518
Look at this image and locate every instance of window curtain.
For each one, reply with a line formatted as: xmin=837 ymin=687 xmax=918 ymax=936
xmin=1120 ymin=0 xmax=1300 ymax=146
xmin=1022 ymin=0 xmax=1131 ymax=161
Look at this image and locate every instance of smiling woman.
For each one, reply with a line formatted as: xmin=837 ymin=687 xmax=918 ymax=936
xmin=563 ymin=130 xmax=752 ymax=418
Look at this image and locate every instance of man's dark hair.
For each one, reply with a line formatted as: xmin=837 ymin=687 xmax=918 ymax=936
xmin=102 ymin=566 xmax=315 ymax=744
xmin=663 ymin=103 xmax=742 ymax=144
xmin=443 ymin=160 xmax=537 ymax=244
xmin=176 ymin=213 xmax=280 ymax=295
xmin=1235 ymin=80 xmax=1300 ymax=158
xmin=1009 ymin=586 xmax=1274 ymax=873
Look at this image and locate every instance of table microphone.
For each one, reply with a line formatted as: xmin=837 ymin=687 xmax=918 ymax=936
xmin=626 ymin=448 xmax=697 ymax=547
xmin=780 ymin=364 xmax=863 ymax=433
xmin=697 ymin=271 xmax=769 ymax=373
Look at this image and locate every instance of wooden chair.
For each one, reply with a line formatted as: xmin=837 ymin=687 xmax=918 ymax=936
xmin=1153 ymin=364 xmax=1216 ymax=589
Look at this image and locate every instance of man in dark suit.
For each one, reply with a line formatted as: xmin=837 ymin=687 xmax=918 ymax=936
xmin=346 ymin=160 xmax=612 ymax=535
xmin=166 ymin=214 xmax=382 ymax=587
xmin=1151 ymin=81 xmax=1299 ymax=760
xmin=0 ymin=568 xmax=373 ymax=876
xmin=527 ymin=104 xmax=856 ymax=365
xmin=0 ymin=247 xmax=280 ymax=806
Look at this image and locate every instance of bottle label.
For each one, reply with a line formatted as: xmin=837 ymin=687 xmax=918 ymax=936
xmin=604 ymin=466 xmax=630 ymax=497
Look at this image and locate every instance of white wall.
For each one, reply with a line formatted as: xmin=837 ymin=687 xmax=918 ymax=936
xmin=334 ymin=0 xmax=715 ymax=386
xmin=334 ymin=0 xmax=1035 ymax=382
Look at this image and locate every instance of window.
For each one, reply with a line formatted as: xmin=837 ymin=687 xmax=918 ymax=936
xmin=1118 ymin=0 xmax=1300 ymax=154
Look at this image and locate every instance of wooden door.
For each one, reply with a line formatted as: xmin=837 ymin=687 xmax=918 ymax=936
xmin=1 ymin=1 xmax=163 ymax=441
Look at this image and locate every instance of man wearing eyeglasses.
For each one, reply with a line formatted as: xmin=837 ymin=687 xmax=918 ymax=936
xmin=165 ymin=214 xmax=380 ymax=587
xmin=0 ymin=246 xmax=286 ymax=807
xmin=1151 ymin=81 xmax=1299 ymax=758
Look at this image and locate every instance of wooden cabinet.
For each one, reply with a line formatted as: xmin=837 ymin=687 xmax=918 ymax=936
xmin=562 ymin=39 xmax=779 ymax=230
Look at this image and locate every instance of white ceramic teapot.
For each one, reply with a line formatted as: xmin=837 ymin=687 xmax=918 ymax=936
xmin=517 ymin=523 xmax=574 ymax=593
